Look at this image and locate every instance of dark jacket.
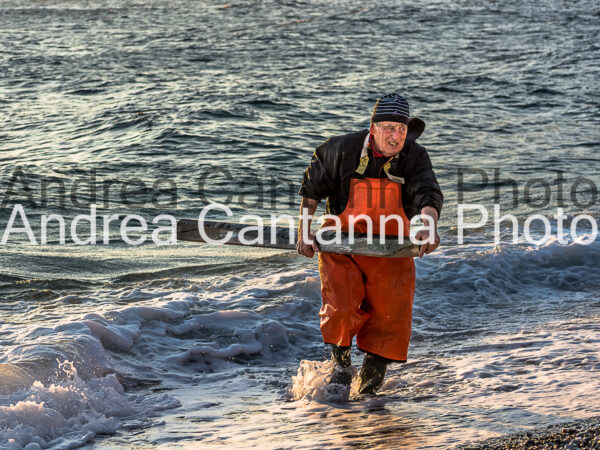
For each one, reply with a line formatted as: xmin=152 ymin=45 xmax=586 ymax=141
xmin=298 ymin=118 xmax=443 ymax=219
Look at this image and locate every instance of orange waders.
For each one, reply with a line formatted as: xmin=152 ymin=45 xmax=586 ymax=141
xmin=318 ymin=177 xmax=415 ymax=362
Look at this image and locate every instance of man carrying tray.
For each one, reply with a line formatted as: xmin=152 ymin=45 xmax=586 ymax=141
xmin=296 ymin=93 xmax=443 ymax=395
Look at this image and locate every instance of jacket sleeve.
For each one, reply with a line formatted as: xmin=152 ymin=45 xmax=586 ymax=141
xmin=405 ymin=147 xmax=444 ymax=217
xmin=298 ymin=142 xmax=336 ymax=201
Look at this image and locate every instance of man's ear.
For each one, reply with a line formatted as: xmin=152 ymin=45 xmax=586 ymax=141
xmin=369 ymin=123 xmax=375 ymax=134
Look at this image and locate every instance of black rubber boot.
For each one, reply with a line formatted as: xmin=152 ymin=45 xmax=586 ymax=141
xmin=329 ymin=345 xmax=352 ymax=386
xmin=358 ymin=352 xmax=389 ymax=395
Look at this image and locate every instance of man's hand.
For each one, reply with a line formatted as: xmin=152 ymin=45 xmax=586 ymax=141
xmin=296 ymin=230 xmax=319 ymax=258
xmin=415 ymin=206 xmax=440 ymax=258
xmin=296 ymin=197 xmax=320 ymax=258
xmin=415 ymin=228 xmax=440 ymax=257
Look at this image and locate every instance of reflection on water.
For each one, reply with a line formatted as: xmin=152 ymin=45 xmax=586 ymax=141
xmin=1 ymin=0 xmax=600 ymax=447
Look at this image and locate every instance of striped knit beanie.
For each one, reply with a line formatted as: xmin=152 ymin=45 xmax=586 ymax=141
xmin=371 ymin=93 xmax=410 ymax=125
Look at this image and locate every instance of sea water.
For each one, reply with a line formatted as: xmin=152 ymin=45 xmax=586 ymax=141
xmin=1 ymin=0 xmax=599 ymax=448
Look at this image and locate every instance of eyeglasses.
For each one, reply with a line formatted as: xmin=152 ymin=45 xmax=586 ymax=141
xmin=376 ymin=123 xmax=408 ymax=134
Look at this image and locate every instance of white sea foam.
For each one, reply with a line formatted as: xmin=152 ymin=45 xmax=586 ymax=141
xmin=289 ymin=360 xmax=360 ymax=403
xmin=169 ymin=319 xmax=300 ymax=368
xmin=0 ymin=361 xmax=179 ymax=449
xmin=149 ymin=316 xmax=600 ymax=449
xmin=2 ymin=253 xmax=599 ymax=448
xmin=419 ymin=235 xmax=600 ymax=294
xmin=1 ymin=270 xmax=321 ymax=448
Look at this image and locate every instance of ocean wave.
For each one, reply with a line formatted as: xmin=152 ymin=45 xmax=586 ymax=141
xmin=0 ymin=301 xmax=185 ymax=448
xmin=0 ymin=361 xmax=179 ymax=450
xmin=0 ymin=274 xmax=24 ymax=284
xmin=418 ymin=236 xmax=600 ymax=300
xmin=2 ymin=270 xmax=320 ymax=388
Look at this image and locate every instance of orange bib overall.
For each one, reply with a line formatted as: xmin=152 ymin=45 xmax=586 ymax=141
xmin=318 ymin=178 xmax=415 ymax=362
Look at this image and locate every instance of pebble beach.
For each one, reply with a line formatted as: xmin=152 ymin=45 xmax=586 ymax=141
xmin=463 ymin=416 xmax=600 ymax=449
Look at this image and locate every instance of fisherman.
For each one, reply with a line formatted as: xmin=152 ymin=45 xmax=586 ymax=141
xmin=296 ymin=93 xmax=443 ymax=395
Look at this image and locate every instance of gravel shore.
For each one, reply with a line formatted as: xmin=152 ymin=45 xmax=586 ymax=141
xmin=459 ymin=416 xmax=600 ymax=449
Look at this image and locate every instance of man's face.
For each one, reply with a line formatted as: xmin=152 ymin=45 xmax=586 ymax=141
xmin=370 ymin=121 xmax=408 ymax=157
